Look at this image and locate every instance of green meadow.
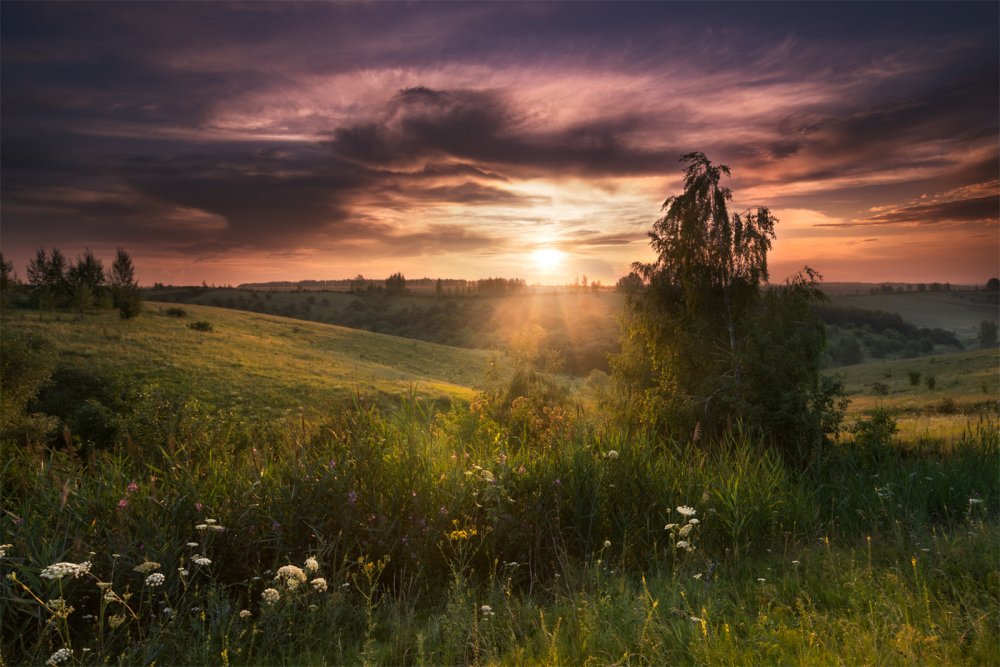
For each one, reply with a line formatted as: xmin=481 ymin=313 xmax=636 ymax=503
xmin=2 ymin=298 xmax=998 ymax=665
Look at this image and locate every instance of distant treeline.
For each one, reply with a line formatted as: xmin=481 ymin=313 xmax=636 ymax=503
xmin=817 ymin=304 xmax=964 ymax=366
xmin=235 ymin=276 xmax=527 ymax=296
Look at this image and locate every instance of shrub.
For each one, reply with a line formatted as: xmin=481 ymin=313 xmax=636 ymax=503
xmin=871 ymin=381 xmax=889 ymax=396
xmin=925 ymin=375 xmax=937 ymax=390
xmin=188 ymin=320 xmax=214 ymax=332
xmin=907 ymin=370 xmax=921 ymax=386
xmin=165 ymin=307 xmax=187 ymax=317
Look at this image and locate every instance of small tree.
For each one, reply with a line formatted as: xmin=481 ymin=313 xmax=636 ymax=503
xmin=612 ymin=153 xmax=843 ymax=463
xmin=109 ymin=247 xmax=142 ymax=319
xmin=986 ymin=278 xmax=999 ymax=291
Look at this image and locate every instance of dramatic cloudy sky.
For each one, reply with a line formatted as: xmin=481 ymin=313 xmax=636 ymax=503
xmin=2 ymin=1 xmax=997 ymax=285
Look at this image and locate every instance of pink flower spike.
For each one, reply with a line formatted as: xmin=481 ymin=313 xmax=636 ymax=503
xmin=127 ymin=482 xmax=139 ymax=494
xmin=194 ymin=502 xmax=203 ymax=512
xmin=118 ymin=498 xmax=128 ymax=509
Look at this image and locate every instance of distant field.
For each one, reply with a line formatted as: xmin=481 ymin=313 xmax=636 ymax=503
xmin=4 ymin=303 xmax=491 ymax=418
xmin=830 ymin=289 xmax=997 ymax=345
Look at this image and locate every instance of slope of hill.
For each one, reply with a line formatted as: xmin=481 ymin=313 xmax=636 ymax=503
xmin=4 ymin=303 xmax=492 ymax=419
xmin=830 ymin=290 xmax=998 ymax=345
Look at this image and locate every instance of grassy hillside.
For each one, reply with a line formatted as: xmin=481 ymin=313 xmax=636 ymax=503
xmin=146 ymin=287 xmax=624 ymax=375
xmin=830 ymin=290 xmax=998 ymax=345
xmin=3 ymin=303 xmax=491 ymax=419
xmin=829 ymin=348 xmax=999 ymax=446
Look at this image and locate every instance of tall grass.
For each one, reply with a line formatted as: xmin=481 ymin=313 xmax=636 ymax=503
xmin=2 ymin=397 xmax=997 ymax=664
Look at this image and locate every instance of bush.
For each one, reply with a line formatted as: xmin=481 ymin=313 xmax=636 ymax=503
xmin=0 ymin=332 xmax=56 ymax=434
xmin=188 ymin=320 xmax=214 ymax=332
xmin=908 ymin=370 xmax=921 ymax=386
xmin=165 ymin=307 xmax=187 ymax=317
xmin=871 ymin=382 xmax=890 ymax=396
xmin=925 ymin=375 xmax=937 ymax=390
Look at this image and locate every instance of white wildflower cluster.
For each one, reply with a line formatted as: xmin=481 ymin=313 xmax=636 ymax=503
xmin=304 ymin=556 xmax=320 ymax=574
xmin=261 ymin=588 xmax=281 ymax=605
xmin=191 ymin=555 xmax=212 ymax=567
xmin=665 ymin=505 xmax=700 ymax=553
xmin=480 ymin=604 xmax=495 ymax=620
xmin=275 ymin=565 xmax=307 ymax=590
xmin=239 ymin=609 xmax=252 ymax=619
xmin=45 ymin=648 xmax=73 ymax=665
xmin=0 ymin=544 xmax=12 ymax=558
xmin=195 ymin=519 xmax=225 ymax=532
xmin=605 ymin=450 xmax=619 ymax=460
xmin=133 ymin=561 xmax=161 ymax=574
xmin=310 ymin=577 xmax=328 ymax=593
xmin=145 ymin=573 xmax=165 ymax=587
xmin=40 ymin=561 xmax=92 ymax=580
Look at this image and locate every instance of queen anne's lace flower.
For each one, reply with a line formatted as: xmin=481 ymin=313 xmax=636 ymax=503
xmin=192 ymin=555 xmax=212 ymax=567
xmin=133 ymin=561 xmax=161 ymax=574
xmin=0 ymin=544 xmax=12 ymax=558
xmin=145 ymin=573 xmax=165 ymax=587
xmin=261 ymin=588 xmax=280 ymax=605
xmin=304 ymin=556 xmax=320 ymax=573
xmin=676 ymin=506 xmax=697 ymax=517
xmin=310 ymin=577 xmax=328 ymax=592
xmin=46 ymin=648 xmax=73 ymax=665
xmin=275 ymin=565 xmax=307 ymax=590
xmin=239 ymin=609 xmax=252 ymax=618
xmin=41 ymin=561 xmax=92 ymax=580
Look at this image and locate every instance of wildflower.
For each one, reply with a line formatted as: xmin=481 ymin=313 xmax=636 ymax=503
xmin=275 ymin=565 xmax=307 ymax=590
xmin=606 ymin=450 xmax=619 ymax=459
xmin=554 ymin=479 xmax=561 ymax=487
xmin=145 ymin=573 xmax=165 ymax=587
xmin=178 ymin=568 xmax=189 ymax=577
xmin=194 ymin=502 xmax=203 ymax=512
xmin=192 ymin=555 xmax=212 ymax=567
xmin=679 ymin=524 xmax=694 ymax=537
xmin=688 ymin=518 xmax=700 ymax=525
xmin=676 ymin=540 xmax=690 ymax=550
xmin=304 ymin=556 xmax=320 ymax=573
xmin=969 ymin=498 xmax=984 ymax=505
xmin=133 ymin=561 xmax=161 ymax=574
xmin=676 ymin=506 xmax=696 ymax=517
xmin=664 ymin=523 xmax=678 ymax=530
xmin=239 ymin=609 xmax=252 ymax=619
xmin=117 ymin=498 xmax=128 ymax=509
xmin=108 ymin=614 xmax=126 ymax=629
xmin=205 ymin=518 xmax=218 ymax=525
xmin=792 ymin=560 xmax=801 ymax=566
xmin=757 ymin=577 xmax=766 ymax=583
xmin=347 ymin=490 xmax=358 ymax=506
xmin=162 ymin=607 xmax=173 ymax=615
xmin=693 ymin=573 xmax=703 ymax=580
xmin=208 ymin=525 xmax=225 ymax=532
xmin=603 ymin=540 xmax=612 ymax=548
xmin=308 ymin=604 xmax=318 ymax=612
xmin=45 ymin=648 xmax=73 ymax=665
xmin=689 ymin=616 xmax=702 ymax=623
xmin=311 ymin=577 xmax=328 ymax=593
xmin=195 ymin=524 xmax=209 ymax=531
xmin=127 ymin=481 xmax=139 ymax=494
xmin=439 ymin=506 xmax=449 ymax=516
xmin=261 ymin=588 xmax=280 ymax=605
xmin=187 ymin=542 xmax=199 ymax=547
xmin=40 ymin=561 xmax=92 ymax=580
xmin=0 ymin=544 xmax=11 ymax=558
xmin=481 ymin=604 xmax=495 ymax=618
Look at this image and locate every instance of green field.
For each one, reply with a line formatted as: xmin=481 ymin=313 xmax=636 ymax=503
xmin=3 ymin=303 xmax=490 ymax=419
xmin=2 ymin=300 xmax=998 ymax=665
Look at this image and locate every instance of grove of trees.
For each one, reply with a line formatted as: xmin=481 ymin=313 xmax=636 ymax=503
xmin=17 ymin=247 xmax=142 ymax=318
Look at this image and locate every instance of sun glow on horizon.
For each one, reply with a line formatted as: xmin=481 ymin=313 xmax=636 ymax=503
xmin=532 ymin=247 xmax=566 ymax=274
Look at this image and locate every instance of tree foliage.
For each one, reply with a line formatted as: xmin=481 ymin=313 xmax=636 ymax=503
xmin=612 ymin=153 xmax=843 ymax=464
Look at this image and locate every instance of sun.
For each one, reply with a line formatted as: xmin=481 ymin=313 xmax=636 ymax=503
xmin=532 ymin=247 xmax=565 ymax=272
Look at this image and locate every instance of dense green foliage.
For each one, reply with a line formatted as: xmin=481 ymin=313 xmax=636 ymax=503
xmin=612 ymin=155 xmax=842 ymax=462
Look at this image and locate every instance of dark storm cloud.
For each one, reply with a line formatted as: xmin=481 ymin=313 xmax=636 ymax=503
xmin=842 ymin=194 xmax=1000 ymax=228
xmin=329 ymin=86 xmax=670 ymax=177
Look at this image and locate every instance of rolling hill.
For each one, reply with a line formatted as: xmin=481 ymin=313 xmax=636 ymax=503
xmin=4 ymin=303 xmax=492 ymax=420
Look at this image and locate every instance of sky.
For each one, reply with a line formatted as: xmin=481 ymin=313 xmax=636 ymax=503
xmin=2 ymin=1 xmax=997 ymax=286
